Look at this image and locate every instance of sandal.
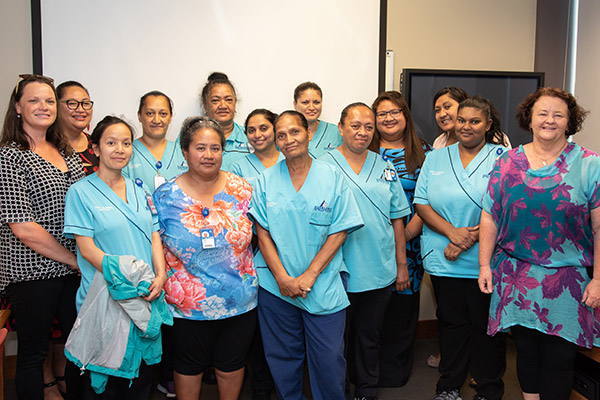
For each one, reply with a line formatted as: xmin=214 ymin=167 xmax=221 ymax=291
xmin=43 ymin=380 xmax=58 ymax=389
xmin=56 ymin=376 xmax=67 ymax=397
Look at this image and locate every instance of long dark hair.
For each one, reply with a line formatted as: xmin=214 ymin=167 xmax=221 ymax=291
xmin=1 ymin=75 xmax=72 ymax=155
xmin=370 ymin=91 xmax=427 ymax=174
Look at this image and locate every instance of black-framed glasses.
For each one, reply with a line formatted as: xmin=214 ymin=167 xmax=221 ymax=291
xmin=375 ymin=109 xmax=403 ymax=120
xmin=15 ymin=74 xmax=55 ymax=95
xmin=62 ymin=99 xmax=94 ymax=110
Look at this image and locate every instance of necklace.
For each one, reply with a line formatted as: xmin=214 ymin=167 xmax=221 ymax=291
xmin=531 ymin=141 xmax=568 ymax=166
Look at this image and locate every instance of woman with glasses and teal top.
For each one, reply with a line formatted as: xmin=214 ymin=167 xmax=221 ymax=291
xmin=122 ymin=91 xmax=188 ymax=193
xmin=57 ymin=81 xmax=99 ymax=176
xmin=368 ymin=91 xmax=431 ymax=387
xmin=230 ymin=109 xmax=284 ymax=188
xmin=293 ymin=82 xmax=342 ymax=159
xmin=201 ymin=72 xmax=250 ymax=171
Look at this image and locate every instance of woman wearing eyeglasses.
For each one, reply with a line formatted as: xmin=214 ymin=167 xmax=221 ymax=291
xmin=368 ymin=91 xmax=431 ymax=387
xmin=57 ymin=81 xmax=98 ymax=176
xmin=0 ymin=74 xmax=84 ymax=399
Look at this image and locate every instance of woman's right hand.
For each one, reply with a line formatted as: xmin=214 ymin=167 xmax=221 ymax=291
xmin=447 ymin=226 xmax=477 ymax=250
xmin=478 ymin=265 xmax=494 ymax=294
xmin=276 ymin=274 xmax=305 ymax=299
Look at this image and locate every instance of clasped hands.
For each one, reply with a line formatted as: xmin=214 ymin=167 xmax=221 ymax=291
xmin=277 ymin=272 xmax=318 ymax=299
xmin=444 ymin=225 xmax=479 ymax=261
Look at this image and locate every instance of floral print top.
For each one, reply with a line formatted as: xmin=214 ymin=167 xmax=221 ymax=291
xmin=483 ymin=143 xmax=600 ymax=347
xmin=153 ymin=172 xmax=257 ymax=320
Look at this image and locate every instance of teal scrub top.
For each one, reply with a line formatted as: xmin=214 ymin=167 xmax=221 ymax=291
xmin=230 ymin=152 xmax=285 ymax=189
xmin=414 ymin=143 xmax=507 ymax=279
xmin=222 ymin=122 xmax=252 ymax=172
xmin=64 ymin=174 xmax=159 ymax=311
xmin=308 ymin=120 xmax=342 ymax=159
xmin=249 ymin=159 xmax=364 ymax=315
xmin=320 ymin=150 xmax=411 ymax=292
xmin=122 ymin=139 xmax=188 ymax=193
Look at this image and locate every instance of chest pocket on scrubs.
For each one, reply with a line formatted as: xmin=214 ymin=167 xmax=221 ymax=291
xmin=308 ymin=210 xmax=333 ymax=248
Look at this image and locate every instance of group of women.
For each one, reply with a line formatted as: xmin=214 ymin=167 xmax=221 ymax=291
xmin=0 ymin=70 xmax=598 ymax=400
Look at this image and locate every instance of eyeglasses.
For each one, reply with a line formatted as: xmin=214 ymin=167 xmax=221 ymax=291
xmin=15 ymin=74 xmax=55 ymax=95
xmin=62 ymin=99 xmax=94 ymax=110
xmin=375 ymin=109 xmax=403 ymax=120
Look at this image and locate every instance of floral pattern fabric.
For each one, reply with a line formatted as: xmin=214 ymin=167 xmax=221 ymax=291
xmin=153 ymin=172 xmax=257 ymax=320
xmin=483 ymin=143 xmax=600 ymax=348
xmin=381 ymin=141 xmax=431 ymax=294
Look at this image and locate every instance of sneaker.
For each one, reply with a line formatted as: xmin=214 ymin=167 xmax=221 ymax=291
xmin=472 ymin=395 xmax=489 ymax=400
xmin=353 ymin=397 xmax=378 ymax=400
xmin=432 ymin=389 xmax=462 ymax=400
xmin=157 ymin=380 xmax=176 ymax=398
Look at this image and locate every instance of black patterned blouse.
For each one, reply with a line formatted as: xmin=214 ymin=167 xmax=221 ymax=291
xmin=0 ymin=144 xmax=84 ymax=290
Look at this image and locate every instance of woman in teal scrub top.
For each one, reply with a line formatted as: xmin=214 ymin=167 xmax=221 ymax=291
xmin=201 ymin=72 xmax=250 ymax=171
xmin=250 ymin=110 xmax=363 ymax=400
xmin=293 ymin=82 xmax=342 ymax=158
xmin=414 ymin=97 xmax=508 ymax=400
xmin=64 ymin=116 xmax=167 ymax=398
xmin=320 ymin=102 xmax=411 ymax=399
xmin=123 ymin=91 xmax=187 ymax=192
xmin=230 ymin=109 xmax=283 ymax=188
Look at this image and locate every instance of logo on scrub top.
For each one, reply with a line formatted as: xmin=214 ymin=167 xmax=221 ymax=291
xmin=313 ymin=201 xmax=332 ymax=213
xmin=324 ymin=143 xmax=336 ymax=151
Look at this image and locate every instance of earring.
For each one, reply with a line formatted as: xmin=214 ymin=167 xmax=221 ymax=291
xmin=17 ymin=114 xmax=21 ymax=119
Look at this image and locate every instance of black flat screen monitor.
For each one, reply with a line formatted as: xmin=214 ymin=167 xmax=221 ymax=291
xmin=401 ymin=69 xmax=545 ymax=148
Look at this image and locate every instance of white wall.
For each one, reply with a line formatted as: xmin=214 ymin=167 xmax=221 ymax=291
xmin=0 ymin=0 xmax=32 ymax=127
xmin=574 ymin=0 xmax=600 ymax=153
xmin=386 ymin=0 xmax=537 ymax=320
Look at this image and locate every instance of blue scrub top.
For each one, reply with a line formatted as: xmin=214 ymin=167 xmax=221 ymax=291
xmin=320 ymin=150 xmax=411 ymax=292
xmin=230 ymin=152 xmax=285 ymax=189
xmin=64 ymin=173 xmax=159 ymax=311
xmin=308 ymin=120 xmax=342 ymax=159
xmin=249 ymin=159 xmax=364 ymax=314
xmin=222 ymin=122 xmax=252 ymax=172
xmin=122 ymin=139 xmax=188 ymax=193
xmin=414 ymin=143 xmax=507 ymax=279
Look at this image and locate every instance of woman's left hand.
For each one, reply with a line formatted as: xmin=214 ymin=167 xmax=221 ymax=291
xmin=444 ymin=242 xmax=463 ymax=261
xmin=296 ymin=271 xmax=318 ymax=297
xmin=583 ymin=278 xmax=600 ymax=308
xmin=144 ymin=273 xmax=167 ymax=302
xmin=395 ymin=264 xmax=410 ymax=292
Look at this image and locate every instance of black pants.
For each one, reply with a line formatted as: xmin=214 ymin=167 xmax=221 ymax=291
xmin=6 ymin=274 xmax=81 ymax=400
xmin=248 ymin=321 xmax=274 ymax=392
xmin=82 ymin=361 xmax=153 ymax=400
xmin=378 ymin=290 xmax=420 ymax=387
xmin=345 ymin=286 xmax=391 ymax=398
xmin=431 ymin=275 xmax=506 ymax=400
xmin=511 ymin=325 xmax=578 ymax=399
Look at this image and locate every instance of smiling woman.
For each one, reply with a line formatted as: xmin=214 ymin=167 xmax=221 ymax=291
xmin=122 ymin=90 xmax=188 ymax=193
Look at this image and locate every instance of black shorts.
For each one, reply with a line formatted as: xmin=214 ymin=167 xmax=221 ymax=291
xmin=171 ymin=308 xmax=257 ymax=375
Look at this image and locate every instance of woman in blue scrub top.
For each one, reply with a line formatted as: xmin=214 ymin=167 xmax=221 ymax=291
xmin=64 ymin=116 xmax=167 ymax=399
xmin=250 ymin=110 xmax=363 ymax=400
xmin=293 ymin=82 xmax=342 ymax=158
xmin=123 ymin=91 xmax=187 ymax=193
xmin=320 ymin=102 xmax=411 ymax=399
xmin=369 ymin=91 xmax=431 ymax=386
xmin=230 ymin=109 xmax=283 ymax=188
xmin=414 ymin=97 xmax=508 ymax=400
xmin=201 ymin=72 xmax=250 ymax=171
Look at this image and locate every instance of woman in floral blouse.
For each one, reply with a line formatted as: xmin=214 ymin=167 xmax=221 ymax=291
xmin=153 ymin=116 xmax=257 ymax=400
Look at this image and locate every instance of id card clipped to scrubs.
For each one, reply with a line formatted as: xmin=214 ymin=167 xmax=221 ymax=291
xmin=154 ymin=161 xmax=166 ymax=189
xmin=135 ymin=178 xmax=158 ymax=215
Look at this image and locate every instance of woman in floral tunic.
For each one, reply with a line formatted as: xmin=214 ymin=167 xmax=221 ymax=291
xmin=153 ymin=116 xmax=257 ymax=400
xmin=479 ymin=87 xmax=600 ymax=400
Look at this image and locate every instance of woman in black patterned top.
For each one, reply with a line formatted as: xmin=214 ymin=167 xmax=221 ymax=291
xmin=57 ymin=81 xmax=99 ymax=176
xmin=0 ymin=75 xmax=84 ymax=399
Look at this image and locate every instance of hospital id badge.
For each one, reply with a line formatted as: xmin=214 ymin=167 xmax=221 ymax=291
xmin=154 ymin=173 xmax=166 ymax=189
xmin=145 ymin=194 xmax=158 ymax=215
xmin=200 ymin=228 xmax=215 ymax=249
xmin=384 ymin=168 xmax=397 ymax=181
